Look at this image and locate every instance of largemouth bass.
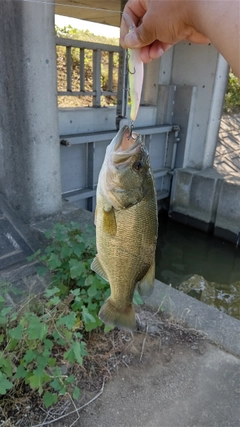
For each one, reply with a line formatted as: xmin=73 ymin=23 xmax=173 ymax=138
xmin=91 ymin=125 xmax=158 ymax=331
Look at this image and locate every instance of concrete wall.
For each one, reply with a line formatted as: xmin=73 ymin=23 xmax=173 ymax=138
xmin=170 ymin=167 xmax=240 ymax=245
xmin=157 ymin=42 xmax=228 ymax=169
xmin=0 ymin=0 xmax=62 ymax=223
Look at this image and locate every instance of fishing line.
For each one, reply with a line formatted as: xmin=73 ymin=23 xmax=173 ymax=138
xmin=21 ymin=0 xmax=123 ymax=15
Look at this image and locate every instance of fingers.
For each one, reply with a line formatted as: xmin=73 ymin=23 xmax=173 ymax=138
xmin=140 ymin=42 xmax=173 ymax=63
xmin=120 ymin=0 xmax=147 ymax=47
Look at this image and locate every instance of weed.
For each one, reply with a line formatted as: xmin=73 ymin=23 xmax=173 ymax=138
xmin=224 ymin=71 xmax=240 ymax=114
xmin=0 ymin=222 xmax=142 ymax=420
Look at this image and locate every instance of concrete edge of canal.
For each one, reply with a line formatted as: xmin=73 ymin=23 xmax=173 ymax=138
xmin=144 ymin=279 xmax=240 ymax=358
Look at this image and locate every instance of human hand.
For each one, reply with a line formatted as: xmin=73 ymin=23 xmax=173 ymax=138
xmin=120 ymin=0 xmax=210 ymax=63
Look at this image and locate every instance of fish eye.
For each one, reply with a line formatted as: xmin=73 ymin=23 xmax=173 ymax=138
xmin=133 ymin=160 xmax=143 ymax=171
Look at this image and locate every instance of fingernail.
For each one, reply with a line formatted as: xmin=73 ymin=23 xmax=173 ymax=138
xmin=125 ymin=31 xmax=139 ymax=48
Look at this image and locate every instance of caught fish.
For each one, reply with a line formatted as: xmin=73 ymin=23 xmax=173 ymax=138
xmin=91 ymin=125 xmax=158 ymax=331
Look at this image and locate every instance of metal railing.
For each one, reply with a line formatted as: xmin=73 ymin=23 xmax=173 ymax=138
xmin=56 ymin=37 xmax=122 ymax=107
xmin=60 ymin=125 xmax=180 ymax=211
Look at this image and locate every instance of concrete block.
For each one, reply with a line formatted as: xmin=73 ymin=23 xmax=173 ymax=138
xmin=188 ymin=172 xmax=221 ymax=223
xmin=215 ymin=175 xmax=240 ymax=244
xmin=170 ymin=167 xmax=224 ymax=234
xmin=170 ymin=168 xmax=193 ymax=215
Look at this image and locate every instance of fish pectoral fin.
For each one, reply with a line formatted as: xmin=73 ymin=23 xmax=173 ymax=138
xmin=98 ymin=298 xmax=136 ymax=331
xmin=138 ymin=262 xmax=155 ymax=297
xmin=103 ymin=207 xmax=117 ymax=236
xmin=91 ymin=255 xmax=109 ymax=282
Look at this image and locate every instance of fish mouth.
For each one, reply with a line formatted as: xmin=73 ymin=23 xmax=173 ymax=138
xmin=111 ymin=125 xmax=142 ymax=166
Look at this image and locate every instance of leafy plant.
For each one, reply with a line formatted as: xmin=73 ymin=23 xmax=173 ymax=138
xmin=224 ymin=71 xmax=240 ymax=114
xmin=0 ymin=222 xmax=142 ymax=417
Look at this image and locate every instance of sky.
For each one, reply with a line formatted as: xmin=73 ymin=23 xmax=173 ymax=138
xmin=55 ymin=14 xmax=120 ymax=38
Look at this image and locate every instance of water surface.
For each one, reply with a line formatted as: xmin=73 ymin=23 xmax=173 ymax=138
xmin=156 ymin=212 xmax=240 ymax=320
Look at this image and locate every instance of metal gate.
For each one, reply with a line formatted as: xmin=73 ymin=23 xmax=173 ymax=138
xmin=56 ymin=37 xmax=180 ymax=211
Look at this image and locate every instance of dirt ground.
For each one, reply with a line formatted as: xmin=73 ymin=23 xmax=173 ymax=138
xmin=12 ymin=309 xmax=209 ymax=427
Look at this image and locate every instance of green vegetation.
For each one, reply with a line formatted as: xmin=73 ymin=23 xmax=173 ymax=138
xmin=0 ymin=222 xmax=142 ymax=419
xmin=55 ymin=25 xmax=119 ymax=46
xmin=224 ymin=71 xmax=240 ymax=114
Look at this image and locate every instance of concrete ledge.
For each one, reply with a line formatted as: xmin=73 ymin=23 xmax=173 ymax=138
xmin=215 ymin=175 xmax=240 ymax=243
xmin=144 ymin=280 xmax=240 ymax=358
xmin=170 ymin=167 xmax=240 ymax=244
xmin=31 ymin=202 xmax=94 ymax=246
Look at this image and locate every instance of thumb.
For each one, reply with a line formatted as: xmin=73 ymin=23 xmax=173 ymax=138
xmin=124 ymin=22 xmax=155 ymax=48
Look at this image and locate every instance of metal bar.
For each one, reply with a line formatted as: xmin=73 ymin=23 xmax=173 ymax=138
xmin=93 ymin=49 xmax=101 ymax=107
xmin=156 ymin=190 xmax=169 ymax=201
xmin=80 ymin=48 xmax=85 ymax=92
xmin=153 ymin=168 xmax=169 ymax=178
xmin=56 ymin=37 xmax=121 ymax=52
xmin=163 ymin=132 xmax=169 ymax=167
xmin=171 ymin=142 xmax=178 ymax=170
xmin=87 ymin=142 xmax=94 ymax=211
xmin=63 ymin=188 xmax=96 ymax=201
xmin=108 ymin=52 xmax=113 ymax=92
xmin=116 ymin=48 xmax=128 ymax=127
xmin=66 ymin=46 xmax=72 ymax=92
xmin=59 ymin=126 xmax=175 ymax=145
xmin=58 ymin=90 xmax=117 ymax=97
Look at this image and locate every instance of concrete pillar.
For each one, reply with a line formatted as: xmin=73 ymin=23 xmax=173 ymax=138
xmin=0 ymin=0 xmax=62 ymax=223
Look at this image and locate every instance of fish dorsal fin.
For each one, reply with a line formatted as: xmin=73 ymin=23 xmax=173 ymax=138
xmin=91 ymin=255 xmax=109 ymax=282
xmin=103 ymin=207 xmax=117 ymax=236
xmin=138 ymin=262 xmax=155 ymax=297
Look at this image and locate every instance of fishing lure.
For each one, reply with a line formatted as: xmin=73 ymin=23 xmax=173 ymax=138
xmin=124 ymin=13 xmax=144 ymax=123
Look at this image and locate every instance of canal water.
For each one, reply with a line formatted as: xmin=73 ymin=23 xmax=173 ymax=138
xmin=156 ymin=212 xmax=240 ymax=320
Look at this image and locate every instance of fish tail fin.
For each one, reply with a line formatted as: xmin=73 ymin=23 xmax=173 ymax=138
xmin=99 ymin=298 xmax=136 ymax=331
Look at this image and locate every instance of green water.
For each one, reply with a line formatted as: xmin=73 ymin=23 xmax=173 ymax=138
xmin=156 ymin=212 xmax=240 ymax=320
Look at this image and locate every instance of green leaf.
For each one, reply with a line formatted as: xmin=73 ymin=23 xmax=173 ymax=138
xmin=104 ymin=325 xmax=113 ymax=333
xmin=6 ymin=338 xmax=18 ymax=351
xmin=27 ymin=317 xmax=48 ymax=340
xmin=69 ymin=261 xmax=85 ymax=279
xmin=43 ymin=338 xmax=53 ymax=351
xmin=50 ymin=377 xmax=63 ymax=392
xmin=0 ymin=295 xmax=5 ymax=303
xmin=1 ymin=307 xmax=12 ymax=316
xmin=71 ymin=288 xmax=81 ymax=296
xmin=56 ymin=312 xmax=76 ymax=330
xmin=15 ymin=365 xmax=28 ymax=380
xmin=61 ymin=245 xmax=73 ymax=259
xmin=49 ymin=296 xmax=61 ymax=305
xmin=133 ymin=291 xmax=143 ymax=305
xmin=43 ymin=392 xmax=58 ymax=408
xmin=66 ymin=374 xmax=75 ymax=384
xmin=72 ymin=243 xmax=85 ymax=258
xmin=73 ymin=386 xmax=81 ymax=400
xmin=87 ymin=284 xmax=98 ymax=298
xmin=64 ymin=341 xmax=87 ymax=365
xmin=0 ymin=357 xmax=12 ymax=377
xmin=0 ymin=334 xmax=4 ymax=344
xmin=48 ymin=253 xmax=62 ymax=270
xmin=27 ymin=368 xmax=51 ymax=394
xmin=45 ymin=287 xmax=60 ymax=298
xmin=82 ymin=306 xmax=96 ymax=325
xmin=48 ymin=358 xmax=56 ymax=367
xmin=24 ymin=349 xmax=36 ymax=364
xmin=36 ymin=266 xmax=48 ymax=276
xmin=8 ymin=324 xmax=23 ymax=340
xmin=0 ymin=373 xmax=13 ymax=394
